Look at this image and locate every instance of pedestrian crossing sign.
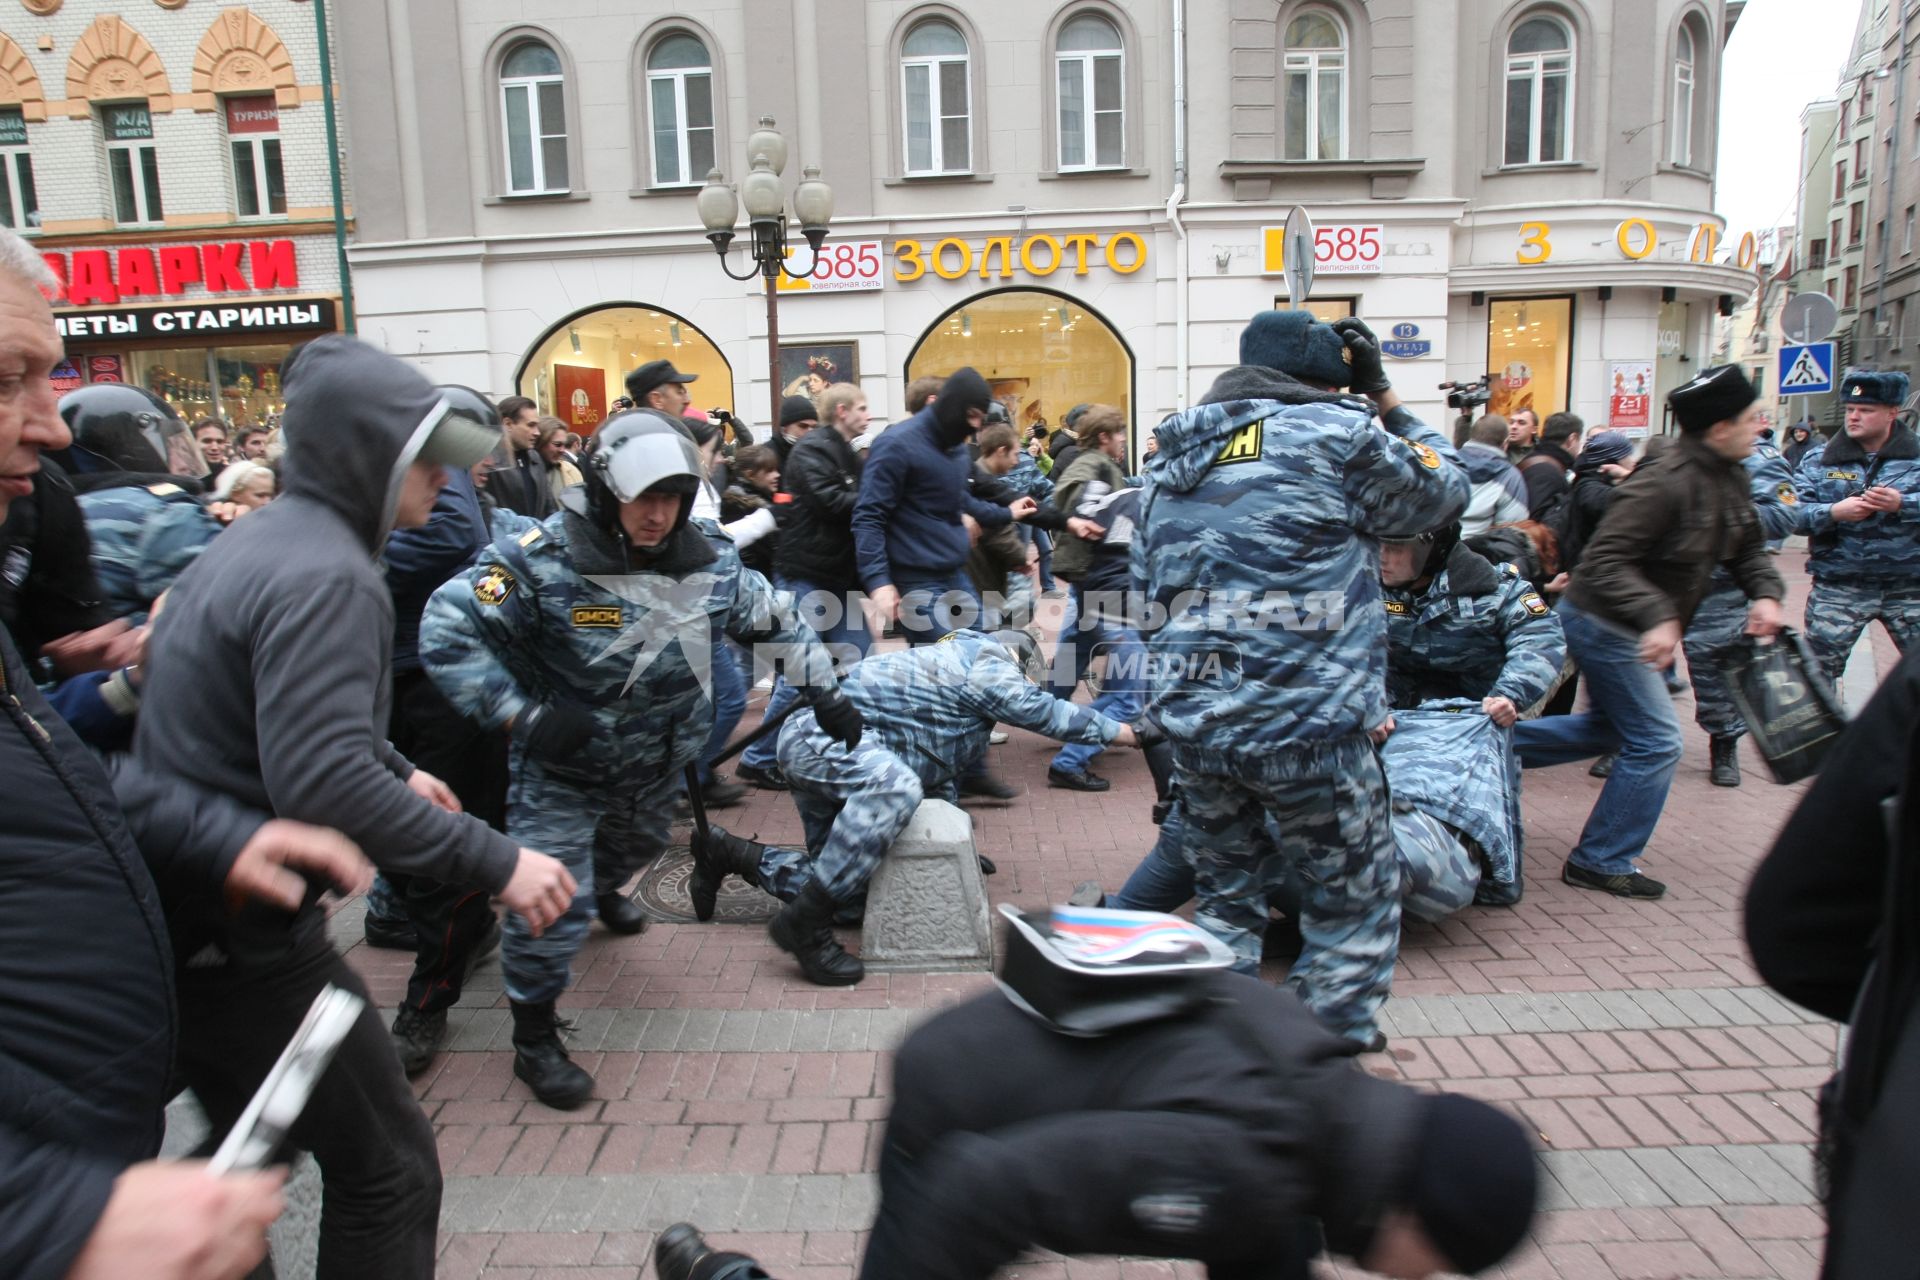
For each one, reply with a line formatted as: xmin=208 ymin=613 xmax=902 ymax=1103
xmin=1778 ymin=342 xmax=1834 ymax=396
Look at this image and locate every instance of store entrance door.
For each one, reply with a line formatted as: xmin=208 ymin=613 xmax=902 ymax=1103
xmin=516 ymin=304 xmax=733 ymax=434
xmin=906 ymin=289 xmax=1134 ymax=455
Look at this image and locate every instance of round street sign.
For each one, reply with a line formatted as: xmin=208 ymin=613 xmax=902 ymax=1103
xmin=1780 ymin=292 xmax=1839 ymax=345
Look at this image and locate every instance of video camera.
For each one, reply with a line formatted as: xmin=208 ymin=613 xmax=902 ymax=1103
xmin=1439 ymin=375 xmax=1494 ymax=412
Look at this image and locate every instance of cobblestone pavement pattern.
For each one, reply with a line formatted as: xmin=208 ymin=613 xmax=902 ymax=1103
xmin=270 ymin=550 xmax=1869 ymax=1279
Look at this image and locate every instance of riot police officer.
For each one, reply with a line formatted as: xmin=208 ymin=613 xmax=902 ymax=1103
xmin=1792 ymin=369 xmax=1920 ymax=693
xmin=420 ymin=411 xmax=860 ymax=1108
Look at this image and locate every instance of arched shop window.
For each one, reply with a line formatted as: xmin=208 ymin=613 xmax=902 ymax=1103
xmin=907 ymin=289 xmax=1134 ymax=458
xmin=516 ymin=304 xmax=733 ymax=434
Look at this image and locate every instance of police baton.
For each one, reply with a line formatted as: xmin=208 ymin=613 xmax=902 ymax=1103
xmin=683 ymin=698 xmax=805 ymax=847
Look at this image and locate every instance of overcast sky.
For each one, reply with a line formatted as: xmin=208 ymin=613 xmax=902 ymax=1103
xmin=1716 ymin=0 xmax=1859 ymax=239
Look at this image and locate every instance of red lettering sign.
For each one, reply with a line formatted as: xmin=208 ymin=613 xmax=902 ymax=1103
xmin=47 ymin=239 xmax=303 ymax=304
xmin=87 ymin=354 xmax=124 ymax=384
xmin=223 ymin=95 xmax=279 ymax=135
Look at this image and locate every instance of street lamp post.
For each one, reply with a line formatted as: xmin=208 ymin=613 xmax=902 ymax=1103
xmin=698 ymin=117 xmax=835 ymax=430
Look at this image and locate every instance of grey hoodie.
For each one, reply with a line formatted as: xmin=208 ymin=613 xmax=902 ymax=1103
xmin=135 ymin=335 xmax=521 ymax=957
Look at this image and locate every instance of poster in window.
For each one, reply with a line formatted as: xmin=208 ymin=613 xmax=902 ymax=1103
xmin=1608 ymin=361 xmax=1653 ymax=435
xmin=778 ymin=343 xmax=857 ymax=400
xmin=551 ymin=364 xmax=606 ymax=432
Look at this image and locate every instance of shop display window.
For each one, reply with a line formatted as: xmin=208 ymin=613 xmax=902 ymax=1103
xmin=908 ymin=289 xmax=1133 ymax=451
xmin=1485 ymin=296 xmax=1573 ymax=419
xmin=518 ymin=306 xmax=733 ymax=433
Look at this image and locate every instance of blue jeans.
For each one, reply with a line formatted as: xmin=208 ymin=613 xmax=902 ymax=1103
xmin=894 ymin=569 xmax=980 ymax=646
xmin=696 ymin=640 xmax=747 ymax=785
xmin=1031 ymin=526 xmax=1056 ymax=592
xmin=1051 ymin=623 xmax=1145 ymax=774
xmin=1110 ymin=814 xmax=1197 ymax=912
xmin=1510 ymin=603 xmax=1683 ymax=876
xmin=741 ymin=575 xmax=873 ymax=771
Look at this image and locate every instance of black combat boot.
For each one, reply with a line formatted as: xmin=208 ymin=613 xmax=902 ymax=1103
xmin=390 ymin=1006 xmax=447 ymax=1077
xmin=1709 ymin=735 xmax=1742 ymax=787
xmin=655 ymin=1223 xmax=771 ymax=1280
xmin=689 ymin=826 xmax=768 ymax=922
xmin=510 ymin=999 xmax=594 ymax=1110
xmin=595 ymin=891 xmax=650 ymax=935
xmin=768 ymin=881 xmax=864 ymax=986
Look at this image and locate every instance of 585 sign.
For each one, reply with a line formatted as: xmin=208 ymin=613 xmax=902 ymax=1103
xmin=775 ymin=241 xmax=885 ymax=293
xmin=1262 ymin=223 xmax=1384 ymax=276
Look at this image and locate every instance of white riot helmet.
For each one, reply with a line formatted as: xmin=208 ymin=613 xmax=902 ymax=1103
xmin=582 ymin=409 xmax=705 ymax=532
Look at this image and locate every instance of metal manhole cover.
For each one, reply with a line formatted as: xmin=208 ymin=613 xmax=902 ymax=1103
xmin=631 ymin=845 xmax=780 ymax=924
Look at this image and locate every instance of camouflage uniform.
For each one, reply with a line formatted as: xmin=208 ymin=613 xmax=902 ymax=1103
xmin=1684 ymin=440 xmax=1801 ymax=734
xmin=1792 ymin=424 xmax=1920 ymax=690
xmin=77 ymin=482 xmax=223 ymax=624
xmin=756 ymin=631 xmax=1123 ymax=904
xmin=1133 ymin=384 xmax=1468 ymax=1043
xmin=419 ymin=511 xmax=837 ymax=1004
xmin=1384 ymin=552 xmax=1566 ymax=711
xmin=1380 ymin=702 xmax=1524 ymax=907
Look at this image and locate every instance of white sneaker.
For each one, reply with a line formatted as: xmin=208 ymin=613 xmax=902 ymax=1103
xmin=988 ymin=730 xmax=1009 ymax=745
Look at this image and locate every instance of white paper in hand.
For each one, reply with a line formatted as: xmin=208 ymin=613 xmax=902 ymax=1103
xmin=207 ymin=984 xmax=365 ymax=1174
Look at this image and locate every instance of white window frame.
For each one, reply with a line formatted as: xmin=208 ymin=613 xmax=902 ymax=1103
xmin=901 ymin=25 xmax=972 ymax=176
xmin=104 ymin=105 xmax=163 ymax=226
xmin=1905 ymin=206 xmax=1915 ymax=255
xmin=1282 ymin=12 xmax=1349 ymax=161
xmin=1055 ymin=21 xmax=1125 ymax=171
xmin=0 ymin=109 xmax=36 ymax=233
xmin=1670 ymin=25 xmax=1695 ymax=167
xmin=646 ymin=38 xmax=715 ymax=188
xmin=1504 ymin=18 xmax=1574 ymax=167
xmin=499 ymin=45 xmax=569 ymax=195
xmin=227 ymin=104 xmax=286 ymax=220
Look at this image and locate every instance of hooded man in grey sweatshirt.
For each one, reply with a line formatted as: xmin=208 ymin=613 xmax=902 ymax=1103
xmin=132 ymin=334 xmax=578 ymax=1280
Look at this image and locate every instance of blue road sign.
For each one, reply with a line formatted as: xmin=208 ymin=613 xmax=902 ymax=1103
xmin=1778 ymin=342 xmax=1835 ymax=396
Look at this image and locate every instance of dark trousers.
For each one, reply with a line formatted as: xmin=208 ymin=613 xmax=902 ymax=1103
xmin=177 ymin=929 xmax=441 ymax=1279
xmin=860 ymin=991 xmax=1316 ymax=1280
xmin=387 ymin=667 xmax=508 ymax=1012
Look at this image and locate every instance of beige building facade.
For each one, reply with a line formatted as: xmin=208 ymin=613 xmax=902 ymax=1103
xmin=332 ymin=0 xmax=1756 ymax=447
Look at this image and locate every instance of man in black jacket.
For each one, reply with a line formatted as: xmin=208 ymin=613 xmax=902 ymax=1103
xmin=738 ymin=383 xmax=871 ymax=789
xmin=1516 ymin=410 xmax=1582 ymax=522
xmin=0 ymin=234 xmax=370 ymax=1280
xmin=484 ymin=394 xmax=555 ymax=519
xmin=654 ymin=975 xmax=1537 ymax=1280
xmin=1747 ymin=647 xmax=1920 ymax=1279
xmin=133 ymin=336 xmax=578 ymax=1279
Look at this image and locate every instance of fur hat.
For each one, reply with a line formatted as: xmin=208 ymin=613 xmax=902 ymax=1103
xmin=1840 ymin=368 xmax=1910 ymax=407
xmin=1666 ymin=363 xmax=1758 ymax=434
xmin=1238 ymin=310 xmax=1349 ymax=387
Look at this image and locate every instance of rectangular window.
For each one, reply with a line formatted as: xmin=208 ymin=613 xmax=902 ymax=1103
xmin=1835 ymin=160 xmax=1848 ymax=198
xmin=1811 ymin=237 xmax=1828 ymax=268
xmin=1486 ymin=296 xmax=1575 ymax=419
xmin=1878 ymin=219 xmax=1889 ymax=253
xmin=1845 ymin=266 xmax=1860 ymax=309
xmin=1907 ymin=208 xmax=1916 ymax=255
xmin=648 ymin=70 xmax=714 ymax=187
xmin=103 ymin=104 xmax=162 ymax=225
xmin=225 ymin=96 xmax=286 ymax=218
xmin=903 ymin=57 xmax=970 ymax=174
xmin=501 ymin=78 xmax=567 ymax=194
xmin=0 ymin=108 xmax=36 ymax=232
xmin=1504 ymin=52 xmax=1573 ymax=165
xmin=1057 ymin=52 xmax=1125 ymax=169
xmin=1855 ymin=137 xmax=1869 ymax=176
xmin=1851 ymin=203 xmax=1865 ymax=246
xmin=1283 ymin=50 xmax=1347 ymax=161
xmin=1895 ymin=300 xmax=1907 ymax=350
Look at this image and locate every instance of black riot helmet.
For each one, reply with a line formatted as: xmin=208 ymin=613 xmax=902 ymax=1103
xmin=1380 ymin=521 xmax=1461 ymax=584
xmin=56 ymin=383 xmax=205 ymax=483
xmin=578 ymin=410 xmax=705 ymax=536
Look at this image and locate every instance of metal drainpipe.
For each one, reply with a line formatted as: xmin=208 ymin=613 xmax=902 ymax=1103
xmin=313 ymin=0 xmax=356 ymax=332
xmin=1168 ymin=0 xmax=1189 ymax=412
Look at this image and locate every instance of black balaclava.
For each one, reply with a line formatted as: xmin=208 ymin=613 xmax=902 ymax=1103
xmin=935 ymin=368 xmax=993 ymax=449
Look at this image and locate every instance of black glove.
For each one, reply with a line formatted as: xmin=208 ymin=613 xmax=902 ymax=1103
xmin=519 ymin=700 xmax=598 ymax=760
xmin=812 ymin=688 xmax=864 ymax=750
xmin=1128 ymin=714 xmax=1167 ymax=750
xmin=1332 ymin=318 xmax=1391 ymax=396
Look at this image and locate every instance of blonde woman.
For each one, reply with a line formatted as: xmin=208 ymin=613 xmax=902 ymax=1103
xmin=211 ymin=459 xmax=277 ymax=510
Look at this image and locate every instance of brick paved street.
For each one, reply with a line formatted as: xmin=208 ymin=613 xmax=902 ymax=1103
xmin=328 ymin=548 xmax=1870 ymax=1280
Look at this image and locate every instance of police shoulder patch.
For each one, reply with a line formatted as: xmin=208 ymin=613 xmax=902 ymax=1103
xmin=1383 ymin=599 xmax=1410 ymax=615
xmin=1520 ymin=592 xmax=1549 ymax=617
xmin=1776 ymin=482 xmax=1798 ymax=505
xmin=474 ymin=566 xmax=516 ymax=606
xmin=517 ymin=526 xmax=544 ymax=547
xmin=571 ymin=605 xmax=621 ymax=628
xmin=1214 ymin=419 xmax=1264 ymax=465
xmin=1399 ymin=438 xmax=1443 ymax=470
